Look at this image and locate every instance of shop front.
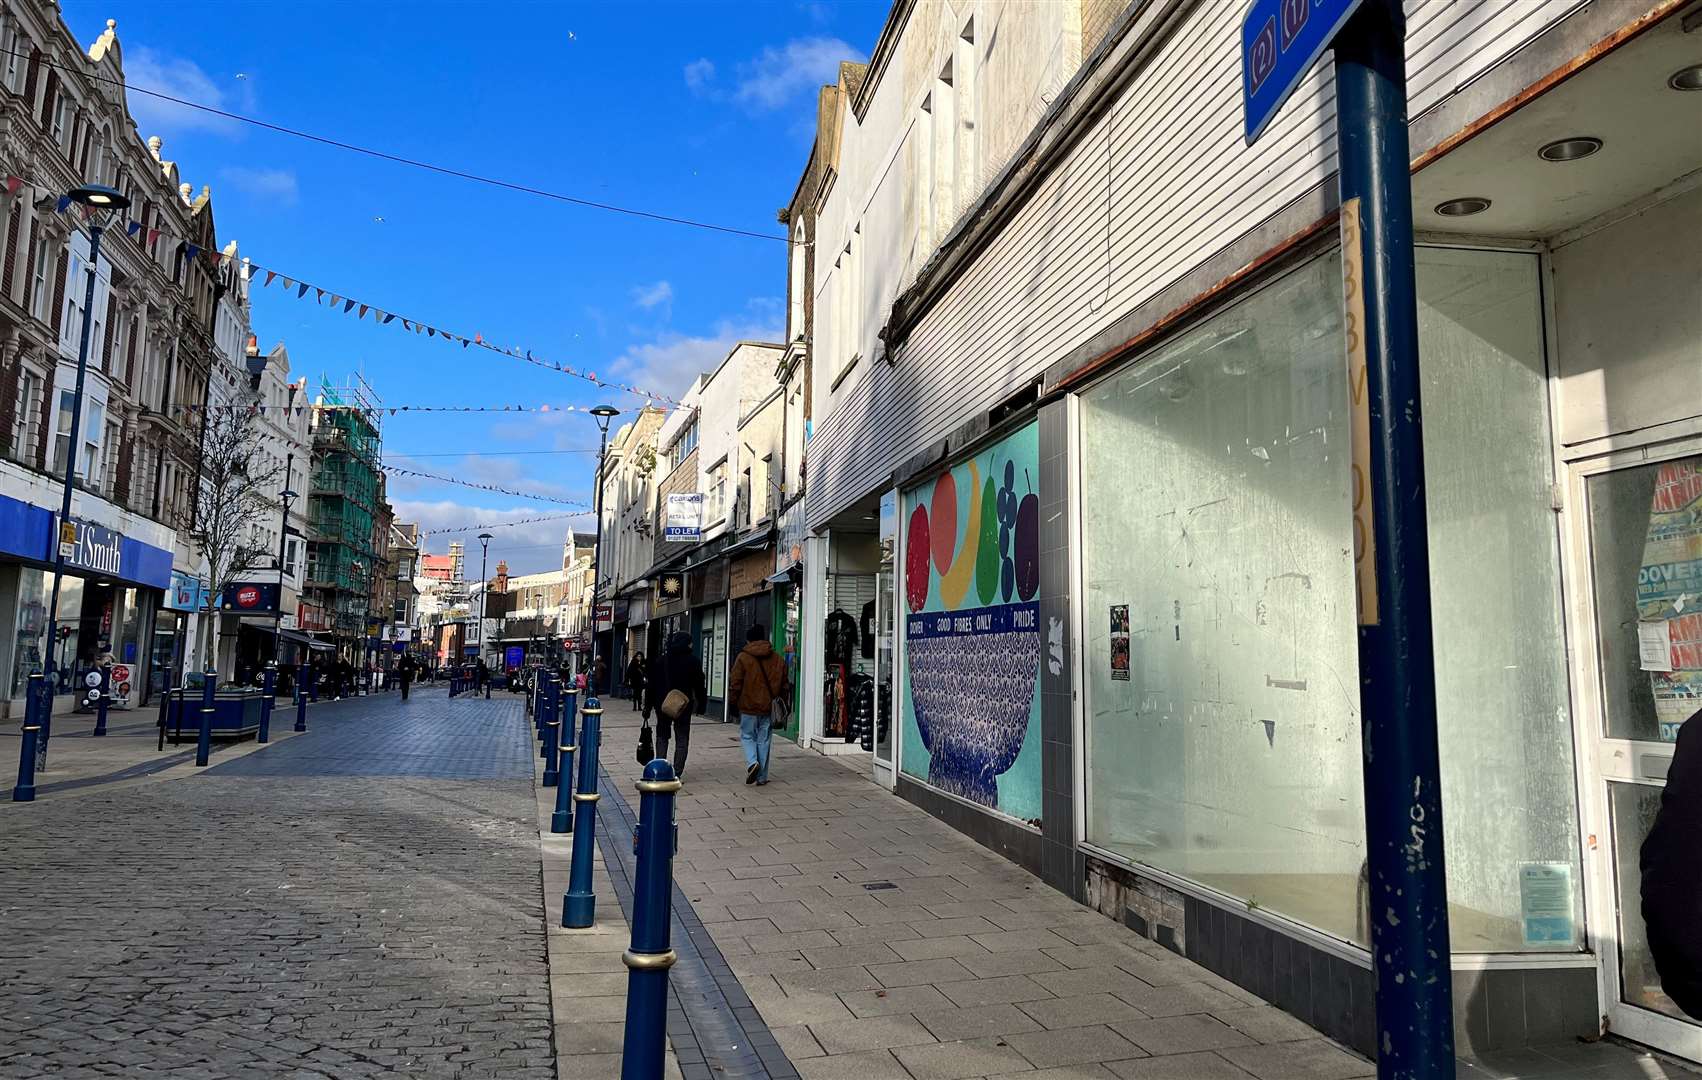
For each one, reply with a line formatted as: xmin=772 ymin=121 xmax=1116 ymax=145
xmin=1055 ymin=23 xmax=1702 ymax=1050
xmin=689 ymin=561 xmax=729 ymax=722
xmin=0 ymin=496 xmax=173 ymax=715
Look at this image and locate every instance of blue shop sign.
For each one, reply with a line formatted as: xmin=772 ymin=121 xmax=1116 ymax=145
xmin=1242 ymin=0 xmax=1364 ymax=145
xmin=0 ymin=493 xmax=173 ymax=590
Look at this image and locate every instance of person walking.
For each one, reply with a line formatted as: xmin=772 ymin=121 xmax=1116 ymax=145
xmin=474 ymin=656 xmax=491 ymax=699
xmin=397 ymin=652 xmax=417 ymax=701
xmin=626 ymin=653 xmax=647 ymax=712
xmin=1641 ymin=708 xmax=1700 ymax=1019
xmin=645 ymin=631 xmax=705 ymax=781
xmin=728 ymin=624 xmax=787 ymax=786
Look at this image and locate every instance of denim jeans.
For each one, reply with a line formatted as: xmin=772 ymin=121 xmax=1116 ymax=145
xmin=738 ymin=712 xmax=772 ymax=782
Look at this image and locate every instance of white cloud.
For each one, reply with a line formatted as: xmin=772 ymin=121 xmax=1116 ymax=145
xmin=606 ymin=311 xmax=784 ymax=401
xmin=385 ymin=453 xmax=588 ymax=504
xmin=734 ymin=37 xmax=860 ymax=110
xmin=124 ymin=47 xmax=256 ymax=136
xmin=683 ymin=58 xmax=716 ymax=93
xmin=219 ymin=166 xmax=297 ymax=204
xmin=631 ymin=280 xmax=673 ymax=311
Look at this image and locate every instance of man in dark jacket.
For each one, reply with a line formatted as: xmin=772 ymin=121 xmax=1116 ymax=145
xmin=644 ymin=631 xmax=705 ymax=780
xmin=397 ymin=653 xmax=417 ymax=701
xmin=728 ymin=624 xmax=788 ymax=786
xmin=1642 ymin=708 xmax=1700 ymax=1020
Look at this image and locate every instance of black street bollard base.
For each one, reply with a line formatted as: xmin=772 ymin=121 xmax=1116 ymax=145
xmin=195 ymin=672 xmax=216 ymax=768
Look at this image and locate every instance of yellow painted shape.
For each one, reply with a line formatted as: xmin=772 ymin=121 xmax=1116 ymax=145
xmin=938 ymin=459 xmax=981 ymax=610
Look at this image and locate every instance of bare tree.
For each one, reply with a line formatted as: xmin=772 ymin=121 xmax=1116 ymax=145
xmin=182 ymin=403 xmax=281 ymax=675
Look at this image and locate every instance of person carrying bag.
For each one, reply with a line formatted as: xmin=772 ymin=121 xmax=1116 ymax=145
xmin=643 ymin=632 xmax=705 ymax=780
xmin=728 ymin=624 xmax=788 ymax=786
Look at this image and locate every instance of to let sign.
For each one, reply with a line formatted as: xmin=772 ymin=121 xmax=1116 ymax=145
xmin=1242 ymin=0 xmax=1364 ymax=145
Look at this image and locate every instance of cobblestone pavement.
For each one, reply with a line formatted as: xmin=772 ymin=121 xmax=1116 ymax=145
xmin=0 ymin=687 xmax=555 ymax=1079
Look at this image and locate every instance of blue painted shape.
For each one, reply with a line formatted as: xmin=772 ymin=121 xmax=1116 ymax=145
xmin=1242 ymin=0 xmax=1364 ymax=145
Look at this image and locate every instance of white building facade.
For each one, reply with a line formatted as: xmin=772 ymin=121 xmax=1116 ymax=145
xmin=792 ymin=0 xmax=1702 ymax=1059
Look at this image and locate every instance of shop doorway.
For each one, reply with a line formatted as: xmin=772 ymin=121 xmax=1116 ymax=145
xmin=1570 ymin=443 xmax=1701 ymax=1058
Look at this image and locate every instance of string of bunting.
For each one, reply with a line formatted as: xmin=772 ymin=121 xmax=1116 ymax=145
xmin=421 ymin=511 xmax=589 ymax=537
xmin=2 ymin=173 xmax=677 ymax=405
xmin=154 ymin=400 xmax=616 ymax=419
xmin=381 ymin=463 xmax=590 ymax=508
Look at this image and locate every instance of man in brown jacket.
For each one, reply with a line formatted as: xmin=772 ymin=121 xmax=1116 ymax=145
xmin=728 ymin=624 xmax=788 ymax=785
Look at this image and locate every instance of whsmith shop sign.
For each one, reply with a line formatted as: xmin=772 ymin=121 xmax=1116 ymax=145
xmin=0 ymin=493 xmax=172 ymax=589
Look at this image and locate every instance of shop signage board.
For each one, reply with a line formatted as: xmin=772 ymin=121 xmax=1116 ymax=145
xmin=664 ymin=493 xmax=704 ymax=541
xmin=221 ymin=582 xmax=281 ymax=613
xmin=167 ymin=571 xmax=207 ymax=612
xmin=65 ymin=520 xmax=123 ymax=577
xmin=1241 ymin=0 xmax=1364 ymax=145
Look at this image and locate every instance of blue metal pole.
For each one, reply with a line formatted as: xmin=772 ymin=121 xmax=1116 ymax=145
xmin=1335 ymin=1 xmax=1454 ymax=1071
xmin=540 ymin=673 xmax=554 ymax=759
xmin=294 ymin=662 xmax=308 ymax=732
xmin=562 ymin=698 xmax=603 ymax=928
xmin=194 ymin=670 xmax=216 ymax=767
xmin=12 ymin=674 xmax=44 ymax=802
xmin=258 ymin=661 xmax=275 ymax=743
xmin=621 ymin=758 xmax=681 ymax=1080
xmin=551 ymin=687 xmax=579 ymax=834
xmin=542 ymin=676 xmax=561 ymax=787
xmin=92 ymin=663 xmax=110 ymax=737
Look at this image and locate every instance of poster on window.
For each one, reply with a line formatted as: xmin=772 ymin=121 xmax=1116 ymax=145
xmin=1637 ymin=459 xmax=1702 ymax=742
xmin=1109 ymin=605 xmax=1130 ymax=681
xmin=901 ymin=422 xmax=1041 ymax=824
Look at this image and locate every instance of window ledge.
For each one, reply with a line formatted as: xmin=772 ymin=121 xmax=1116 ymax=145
xmin=830 ymin=353 xmax=862 ymax=392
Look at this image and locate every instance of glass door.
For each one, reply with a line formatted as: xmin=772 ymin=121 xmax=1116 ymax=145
xmin=1577 ymin=446 xmax=1701 ymax=1058
xmin=873 ymin=490 xmax=898 ymax=781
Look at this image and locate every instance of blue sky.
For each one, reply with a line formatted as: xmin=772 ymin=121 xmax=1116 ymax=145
xmin=62 ymin=0 xmax=882 ymax=573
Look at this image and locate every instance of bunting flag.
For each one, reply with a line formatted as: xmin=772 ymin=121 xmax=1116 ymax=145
xmin=422 ymin=511 xmax=588 ymax=537
xmin=380 ymin=463 xmax=590 ymax=507
xmin=9 ymin=165 xmax=679 ymax=403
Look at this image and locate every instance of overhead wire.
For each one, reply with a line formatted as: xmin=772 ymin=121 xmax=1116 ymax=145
xmin=7 ymin=46 xmax=792 ymax=244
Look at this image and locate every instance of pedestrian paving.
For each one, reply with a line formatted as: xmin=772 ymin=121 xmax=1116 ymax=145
xmin=589 ymin=705 xmax=1700 ymax=1080
xmin=0 ymin=686 xmax=553 ymax=1079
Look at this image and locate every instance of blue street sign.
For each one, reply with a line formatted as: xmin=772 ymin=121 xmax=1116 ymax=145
xmin=1242 ymin=0 xmax=1364 ymax=145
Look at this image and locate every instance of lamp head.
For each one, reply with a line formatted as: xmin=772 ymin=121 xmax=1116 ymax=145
xmin=69 ymin=183 xmax=131 ymax=211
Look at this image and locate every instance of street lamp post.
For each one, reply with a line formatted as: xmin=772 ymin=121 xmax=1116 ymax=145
xmin=272 ymin=455 xmax=298 ymax=690
xmin=477 ymin=531 xmax=493 ymax=668
xmin=39 ymin=184 xmax=130 ymax=735
xmin=585 ymin=406 xmax=619 ymax=699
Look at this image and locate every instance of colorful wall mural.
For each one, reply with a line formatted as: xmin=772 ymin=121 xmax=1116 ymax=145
xmin=900 ymin=421 xmax=1041 ymax=824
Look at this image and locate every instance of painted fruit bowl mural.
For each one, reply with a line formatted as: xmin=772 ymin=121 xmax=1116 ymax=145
xmin=903 ymin=422 xmax=1041 ymax=813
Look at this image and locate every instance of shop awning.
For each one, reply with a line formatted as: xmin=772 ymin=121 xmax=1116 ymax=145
xmin=245 ymin=624 xmax=328 ymax=650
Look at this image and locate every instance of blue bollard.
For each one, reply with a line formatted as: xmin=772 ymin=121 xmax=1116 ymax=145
xmin=551 ymin=688 xmax=580 ymax=834
xmin=194 ymin=670 xmax=216 ymax=767
xmin=92 ymin=664 xmax=110 ymax=737
xmin=540 ymin=673 xmax=554 ymax=760
xmin=258 ymin=661 xmax=276 ymax=743
xmin=562 ymin=698 xmax=603 ymax=928
xmin=621 ymin=758 xmax=681 ymax=1080
xmin=295 ymin=663 xmax=309 ymax=732
xmin=12 ymin=674 xmax=46 ymax=802
xmin=542 ymin=677 xmax=561 ymax=788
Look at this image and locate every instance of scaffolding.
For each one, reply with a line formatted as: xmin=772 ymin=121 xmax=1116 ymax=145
xmin=305 ymin=375 xmax=385 ymax=646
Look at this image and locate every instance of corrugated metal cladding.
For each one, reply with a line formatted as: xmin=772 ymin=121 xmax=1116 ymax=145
xmin=805 ymin=0 xmax=1586 ymax=530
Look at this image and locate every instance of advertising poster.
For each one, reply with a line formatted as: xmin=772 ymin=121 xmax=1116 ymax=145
xmin=901 ymin=422 xmax=1041 ymax=823
xmin=1110 ymin=605 xmax=1130 ymax=681
xmin=1637 ymin=459 xmax=1702 ymax=742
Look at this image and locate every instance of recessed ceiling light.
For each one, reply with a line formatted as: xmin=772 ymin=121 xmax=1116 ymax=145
xmin=1434 ymin=197 xmax=1492 ymax=217
xmin=1670 ymin=64 xmax=1702 ymax=92
xmin=1538 ymin=136 xmax=1602 ymax=162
